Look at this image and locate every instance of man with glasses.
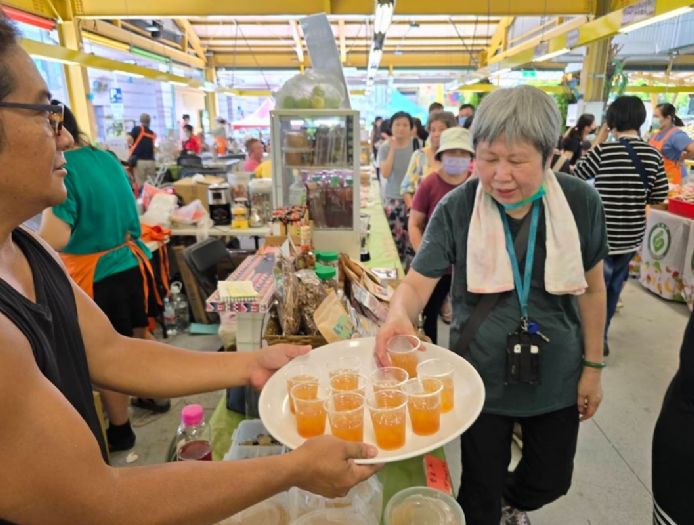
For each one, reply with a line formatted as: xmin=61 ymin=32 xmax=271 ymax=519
xmin=0 ymin=16 xmax=380 ymax=525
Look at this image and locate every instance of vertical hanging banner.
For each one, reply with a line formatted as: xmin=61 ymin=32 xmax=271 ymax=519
xmin=300 ymin=13 xmax=351 ymax=109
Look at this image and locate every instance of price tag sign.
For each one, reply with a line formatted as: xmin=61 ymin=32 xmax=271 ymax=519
xmin=622 ymin=0 xmax=656 ymax=25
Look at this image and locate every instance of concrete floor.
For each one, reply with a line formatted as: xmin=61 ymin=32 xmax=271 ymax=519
xmin=111 ymin=280 xmax=690 ymax=525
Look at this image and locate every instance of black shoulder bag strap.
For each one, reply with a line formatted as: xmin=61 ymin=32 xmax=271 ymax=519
xmin=619 ymin=138 xmax=651 ymax=193
xmin=455 ymin=210 xmax=534 ymax=358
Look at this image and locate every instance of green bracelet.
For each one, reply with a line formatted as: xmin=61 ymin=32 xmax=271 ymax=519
xmin=582 ymin=359 xmax=607 ymax=369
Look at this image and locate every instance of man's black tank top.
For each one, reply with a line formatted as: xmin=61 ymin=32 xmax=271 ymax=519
xmin=0 ymin=229 xmax=108 ymax=524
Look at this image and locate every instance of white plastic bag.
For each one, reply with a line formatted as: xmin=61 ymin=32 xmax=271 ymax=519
xmin=275 ymin=70 xmax=347 ymax=110
xmin=140 ymin=193 xmax=178 ymax=227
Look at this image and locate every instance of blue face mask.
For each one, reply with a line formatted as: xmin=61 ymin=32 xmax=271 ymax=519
xmin=500 ymin=186 xmax=546 ymax=210
xmin=442 ymin=155 xmax=470 ymax=176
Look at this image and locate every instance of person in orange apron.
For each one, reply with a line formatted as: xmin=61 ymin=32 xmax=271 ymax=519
xmin=650 ymin=103 xmax=694 ymax=185
xmin=39 ymin=104 xmax=168 ymax=452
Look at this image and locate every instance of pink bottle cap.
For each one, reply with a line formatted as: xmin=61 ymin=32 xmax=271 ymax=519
xmin=181 ymin=404 xmax=204 ymax=426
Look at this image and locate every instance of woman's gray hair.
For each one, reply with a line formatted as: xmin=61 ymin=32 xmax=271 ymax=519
xmin=471 ymin=85 xmax=562 ymax=163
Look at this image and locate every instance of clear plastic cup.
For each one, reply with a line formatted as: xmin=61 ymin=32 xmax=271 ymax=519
xmin=416 ymin=359 xmax=455 ymax=413
xmin=326 ymin=391 xmax=365 ymax=442
xmin=291 ymin=384 xmax=328 ymax=438
xmin=386 ymin=335 xmax=422 ymax=378
xmin=366 ymin=389 xmax=408 ymax=450
xmin=371 ymin=367 xmax=409 ymax=392
xmin=327 ymin=355 xmax=362 ymax=379
xmin=330 ymin=373 xmax=368 ymax=396
xmin=402 ymin=378 xmax=443 ymax=436
xmin=285 ymin=365 xmax=319 ymax=414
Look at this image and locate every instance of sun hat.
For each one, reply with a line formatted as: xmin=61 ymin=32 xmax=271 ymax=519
xmin=435 ymin=127 xmax=474 ymax=160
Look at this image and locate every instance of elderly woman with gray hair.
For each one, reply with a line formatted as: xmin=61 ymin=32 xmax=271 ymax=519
xmin=376 ymin=86 xmax=609 ymax=525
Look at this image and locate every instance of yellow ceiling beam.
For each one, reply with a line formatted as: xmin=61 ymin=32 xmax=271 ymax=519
xmin=211 ymin=51 xmax=475 ymax=69
xmin=458 ymin=83 xmax=694 ymax=93
xmin=1 ymin=0 xmax=54 ymax=18
xmin=174 ymin=18 xmax=206 ymax=62
xmin=70 ymin=0 xmax=593 ymax=17
xmin=80 ymin=19 xmax=205 ymax=68
xmin=20 ymin=37 xmax=201 ymax=86
xmin=483 ymin=16 xmax=514 ymax=65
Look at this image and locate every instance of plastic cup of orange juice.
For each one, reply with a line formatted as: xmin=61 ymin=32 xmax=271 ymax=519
xmin=327 ymin=355 xmax=361 ymax=379
xmin=291 ymin=384 xmax=328 ymax=439
xmin=402 ymin=378 xmax=443 ymax=436
xmin=330 ymin=373 xmax=368 ymax=396
xmin=371 ymin=367 xmax=409 ymax=392
xmin=416 ymin=359 xmax=455 ymax=413
xmin=386 ymin=335 xmax=422 ymax=378
xmin=326 ymin=391 xmax=365 ymax=442
xmin=366 ymin=389 xmax=408 ymax=450
xmin=285 ymin=365 xmax=319 ymax=414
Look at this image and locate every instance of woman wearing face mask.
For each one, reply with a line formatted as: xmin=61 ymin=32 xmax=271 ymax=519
xmin=650 ymin=103 xmax=694 ymax=185
xmin=553 ymin=113 xmax=596 ymax=173
xmin=401 ymin=111 xmax=458 ymax=208
xmin=408 ymin=127 xmax=474 ymax=344
xmin=377 ymin=86 xmax=610 ymax=525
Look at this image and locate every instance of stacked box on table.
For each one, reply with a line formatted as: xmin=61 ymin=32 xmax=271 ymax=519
xmin=223 ymin=419 xmax=286 ymax=461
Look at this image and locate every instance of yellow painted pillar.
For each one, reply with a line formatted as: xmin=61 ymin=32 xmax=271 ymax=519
xmin=581 ymin=0 xmax=611 ymax=106
xmin=204 ymin=67 xmax=219 ymax=132
xmin=57 ymin=20 xmax=96 ymax=140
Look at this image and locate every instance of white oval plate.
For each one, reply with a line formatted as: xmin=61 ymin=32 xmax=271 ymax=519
xmin=258 ymin=337 xmax=485 ymax=464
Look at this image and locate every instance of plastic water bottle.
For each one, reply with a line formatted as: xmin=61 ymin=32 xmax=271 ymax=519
xmin=170 ymin=282 xmax=190 ymax=334
xmin=175 ymin=404 xmax=212 ymax=461
xmin=288 ymin=170 xmax=306 ymax=206
xmin=163 ymin=297 xmax=178 ymax=336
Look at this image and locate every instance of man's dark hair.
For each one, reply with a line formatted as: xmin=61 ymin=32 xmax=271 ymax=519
xmin=182 ymin=114 xmax=190 ymax=121
xmin=428 ymin=102 xmax=444 ymax=113
xmin=459 ymin=103 xmax=475 ymax=112
xmin=390 ymin=111 xmax=413 ymax=129
xmin=606 ymin=96 xmax=646 ymax=132
xmin=0 ymin=14 xmax=18 ymax=103
xmin=183 ymin=124 xmax=193 ymax=133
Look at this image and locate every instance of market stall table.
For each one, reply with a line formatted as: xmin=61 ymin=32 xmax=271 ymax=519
xmin=169 ymin=224 xmax=271 ymax=250
xmin=639 ymin=207 xmax=694 ymax=310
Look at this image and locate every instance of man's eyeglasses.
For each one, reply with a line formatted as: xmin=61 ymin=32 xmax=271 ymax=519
xmin=0 ymin=101 xmax=65 ymax=136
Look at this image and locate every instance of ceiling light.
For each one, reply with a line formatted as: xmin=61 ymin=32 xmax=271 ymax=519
xmin=532 ymin=48 xmax=570 ymax=62
xmin=131 ymin=46 xmax=170 ymax=64
xmin=169 ymin=80 xmax=189 ymax=87
xmin=619 ymin=6 xmax=692 ymax=33
xmin=83 ymin=32 xmax=131 ymax=53
xmin=495 ymin=68 xmax=511 ymax=75
xmin=144 ymin=20 xmax=160 ymax=32
xmin=374 ymin=0 xmax=394 ymax=34
xmin=114 ymin=69 xmax=145 ymax=79
xmin=1 ymin=6 xmax=56 ymax=30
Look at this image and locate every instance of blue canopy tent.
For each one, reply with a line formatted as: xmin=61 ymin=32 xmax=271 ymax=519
xmin=384 ymin=89 xmax=428 ymax=122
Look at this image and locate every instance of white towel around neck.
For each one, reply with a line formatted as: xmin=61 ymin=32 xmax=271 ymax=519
xmin=466 ymin=169 xmax=587 ymax=296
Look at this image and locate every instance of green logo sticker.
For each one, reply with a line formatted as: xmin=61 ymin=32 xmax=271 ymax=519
xmin=648 ymin=223 xmax=671 ymax=260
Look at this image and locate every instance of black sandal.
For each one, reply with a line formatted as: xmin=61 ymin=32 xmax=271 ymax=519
xmin=131 ymin=397 xmax=171 ymax=413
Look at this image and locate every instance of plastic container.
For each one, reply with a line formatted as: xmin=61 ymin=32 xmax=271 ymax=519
xmin=175 ymin=404 xmax=212 ymax=461
xmin=163 ymin=296 xmax=178 ymax=336
xmin=170 ymin=281 xmax=190 ymax=334
xmin=315 ymin=264 xmax=338 ymax=291
xmin=224 ymin=419 xmax=286 ymax=461
xmin=384 ymin=487 xmax=465 ymax=525
xmin=222 ymin=494 xmax=291 ymax=525
xmin=227 ymin=172 xmax=250 ymax=200
xmin=316 ymin=250 xmax=340 ymax=282
xmin=290 ymin=509 xmax=377 ymax=525
xmin=249 ymin=178 xmax=274 ymax=224
xmin=289 ymin=170 xmax=307 ymax=206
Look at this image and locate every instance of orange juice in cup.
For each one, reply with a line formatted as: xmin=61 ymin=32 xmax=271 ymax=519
xmin=330 ymin=373 xmax=368 ymax=396
xmin=386 ymin=335 xmax=422 ymax=378
xmin=286 ymin=365 xmax=319 ymax=414
xmin=403 ymin=378 xmax=443 ymax=436
xmin=291 ymin=384 xmax=328 ymax=438
xmin=417 ymin=359 xmax=455 ymax=413
xmin=371 ymin=367 xmax=409 ymax=392
xmin=366 ymin=389 xmax=407 ymax=450
xmin=326 ymin=392 xmax=365 ymax=442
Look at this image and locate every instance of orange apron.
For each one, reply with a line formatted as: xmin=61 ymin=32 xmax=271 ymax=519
xmin=650 ymin=127 xmax=683 ymax=185
xmin=61 ymin=235 xmax=161 ymax=311
xmin=140 ymin=224 xmax=172 ymax=297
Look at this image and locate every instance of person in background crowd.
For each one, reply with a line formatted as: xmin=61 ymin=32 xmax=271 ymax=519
xmin=378 ymin=86 xmax=608 ymax=525
xmin=459 ymin=103 xmax=475 ymax=127
xmin=378 ymin=111 xmax=417 ymax=262
xmin=428 ymin=102 xmax=444 ymax=114
xmin=127 ymin=113 xmax=156 ymax=189
xmin=408 ymin=127 xmax=474 ymax=344
xmin=0 ymin=16 xmax=381 ymax=524
xmin=371 ymin=116 xmax=385 ymax=182
xmin=181 ymin=124 xmax=202 ymax=155
xmin=573 ymin=96 xmax=668 ymax=357
xmin=380 ymin=118 xmax=392 ymax=140
xmin=179 ymin=113 xmax=191 ymax=141
xmin=401 ymin=111 xmax=458 ymax=207
xmin=652 ymin=308 xmax=694 ymax=525
xmin=553 ymin=113 xmax=596 ymax=173
xmin=40 ymin=103 xmax=167 ymax=452
xmin=413 ymin=117 xmax=428 ymax=145
xmin=650 ymin=103 xmax=694 ymax=185
xmin=244 ymin=137 xmax=264 ymax=172
xmin=213 ymin=117 xmax=229 ymax=156
xmin=254 ymin=142 xmax=273 ymax=179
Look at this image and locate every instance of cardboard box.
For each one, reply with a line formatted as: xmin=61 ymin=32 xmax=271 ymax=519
xmin=173 ymin=175 xmax=225 ymax=211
